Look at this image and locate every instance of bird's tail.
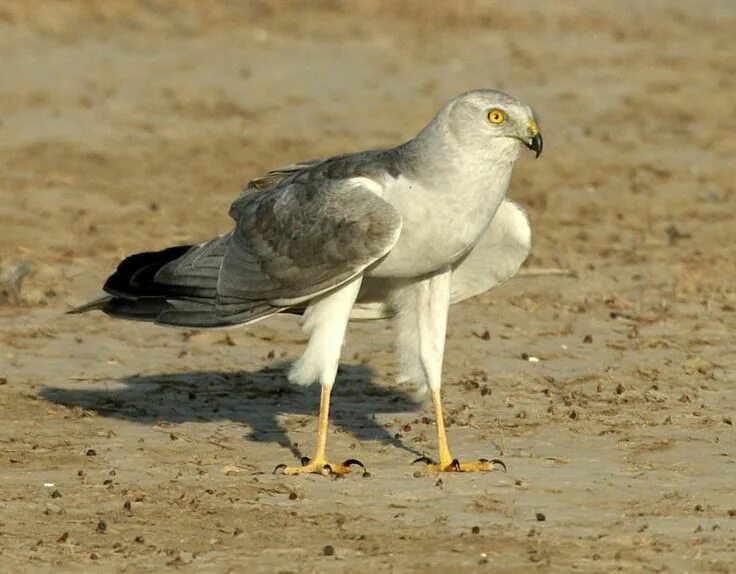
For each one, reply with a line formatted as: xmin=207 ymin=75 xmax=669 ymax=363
xmin=70 ymin=237 xmax=281 ymax=328
xmin=67 ymin=295 xmax=114 ymax=314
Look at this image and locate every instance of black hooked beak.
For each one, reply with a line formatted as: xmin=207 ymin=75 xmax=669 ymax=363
xmin=526 ymin=132 xmax=543 ymax=158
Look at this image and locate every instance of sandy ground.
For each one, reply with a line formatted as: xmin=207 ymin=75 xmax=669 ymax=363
xmin=1 ymin=1 xmax=735 ymax=572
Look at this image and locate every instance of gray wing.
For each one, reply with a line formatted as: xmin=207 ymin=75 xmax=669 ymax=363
xmin=449 ymin=199 xmax=531 ymax=304
xmin=72 ymin=153 xmax=403 ymax=328
xmin=217 ymin=171 xmax=402 ymax=308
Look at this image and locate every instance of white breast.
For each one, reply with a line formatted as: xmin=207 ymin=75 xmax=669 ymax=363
xmin=370 ymin=163 xmax=513 ymax=278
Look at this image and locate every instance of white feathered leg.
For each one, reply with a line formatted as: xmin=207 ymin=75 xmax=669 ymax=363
xmin=397 ymin=268 xmax=504 ymax=473
xmin=393 ymin=268 xmax=452 ymax=392
xmin=278 ymin=277 xmax=365 ymax=476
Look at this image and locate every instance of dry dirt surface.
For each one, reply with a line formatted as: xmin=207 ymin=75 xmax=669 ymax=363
xmin=1 ymin=1 xmax=735 ymax=572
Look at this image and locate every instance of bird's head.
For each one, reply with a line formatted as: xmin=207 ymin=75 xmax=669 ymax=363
xmin=440 ymin=89 xmax=543 ymax=159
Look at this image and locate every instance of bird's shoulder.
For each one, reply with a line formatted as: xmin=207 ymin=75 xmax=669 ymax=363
xmin=249 ymin=148 xmax=403 ymax=191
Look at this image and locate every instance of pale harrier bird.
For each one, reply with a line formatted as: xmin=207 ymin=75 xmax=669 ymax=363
xmin=71 ymin=89 xmax=542 ymax=475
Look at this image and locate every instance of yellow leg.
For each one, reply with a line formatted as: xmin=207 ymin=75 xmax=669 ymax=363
xmin=432 ymin=388 xmax=454 ymax=468
xmin=310 ymin=385 xmax=331 ymax=465
xmin=274 ymin=386 xmax=365 ymax=476
xmin=415 ymin=388 xmax=506 ymax=473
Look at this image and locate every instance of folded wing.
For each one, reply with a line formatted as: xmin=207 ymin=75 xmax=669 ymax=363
xmin=77 ymin=161 xmax=402 ymax=329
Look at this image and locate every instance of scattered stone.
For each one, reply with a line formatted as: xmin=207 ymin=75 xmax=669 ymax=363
xmin=471 ymin=526 xmax=480 ymax=535
xmin=536 ymin=512 xmax=546 ymax=522
xmin=86 ymin=449 xmax=97 ymax=457
xmin=666 ymin=224 xmax=691 ymax=245
xmin=583 ymin=334 xmax=593 ymax=343
xmin=51 ymin=490 xmax=62 ymax=499
xmin=96 ymin=520 xmax=107 ymax=533
xmin=57 ymin=532 xmax=69 ymax=543
xmin=0 ymin=260 xmax=31 ymax=305
xmin=323 ymin=544 xmax=335 ymax=556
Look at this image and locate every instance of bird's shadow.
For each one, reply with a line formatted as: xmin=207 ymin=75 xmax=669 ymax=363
xmin=41 ymin=362 xmax=425 ymax=460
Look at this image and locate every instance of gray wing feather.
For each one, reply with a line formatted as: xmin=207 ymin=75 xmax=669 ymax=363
xmin=449 ymin=199 xmax=531 ymax=304
xmin=83 ymin=151 xmax=403 ymax=329
xmin=221 ymin=173 xmax=401 ymax=305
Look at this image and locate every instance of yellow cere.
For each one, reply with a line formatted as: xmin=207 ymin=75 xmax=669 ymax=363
xmin=487 ymin=108 xmax=505 ymax=124
xmin=528 ymin=118 xmax=540 ymax=135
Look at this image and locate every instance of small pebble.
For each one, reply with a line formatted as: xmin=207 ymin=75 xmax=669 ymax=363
xmin=471 ymin=526 xmax=480 ymax=535
xmin=583 ymin=334 xmax=593 ymax=343
xmin=96 ymin=520 xmax=107 ymax=533
xmin=86 ymin=449 xmax=97 ymax=457
xmin=536 ymin=512 xmax=546 ymax=522
xmin=323 ymin=544 xmax=335 ymax=556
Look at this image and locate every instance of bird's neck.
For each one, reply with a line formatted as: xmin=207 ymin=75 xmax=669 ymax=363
xmin=396 ymin=122 xmax=520 ymax=192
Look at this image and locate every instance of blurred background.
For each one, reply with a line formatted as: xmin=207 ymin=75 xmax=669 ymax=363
xmin=1 ymin=2 xmax=734 ymax=571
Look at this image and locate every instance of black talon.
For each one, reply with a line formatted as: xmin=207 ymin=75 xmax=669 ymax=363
xmin=412 ymin=456 xmax=436 ymax=466
xmin=323 ymin=463 xmax=333 ymax=474
xmin=450 ymin=459 xmax=461 ymax=471
xmin=342 ymin=458 xmax=365 ymax=469
xmin=300 ymin=456 xmax=311 ymax=466
xmin=488 ymin=458 xmax=507 ymax=472
xmin=273 ymin=463 xmax=287 ymax=475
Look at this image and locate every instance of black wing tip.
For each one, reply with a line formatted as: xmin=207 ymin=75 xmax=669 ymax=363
xmin=103 ymin=244 xmax=193 ymax=298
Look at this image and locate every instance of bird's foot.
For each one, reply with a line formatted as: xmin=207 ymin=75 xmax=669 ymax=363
xmin=412 ymin=456 xmax=506 ymax=473
xmin=273 ymin=456 xmax=368 ymax=477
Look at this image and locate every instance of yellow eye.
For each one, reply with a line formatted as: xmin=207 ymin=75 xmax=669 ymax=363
xmin=487 ymin=109 xmax=505 ymax=124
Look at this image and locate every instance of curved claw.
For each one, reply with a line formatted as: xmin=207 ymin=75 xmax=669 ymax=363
xmin=300 ymin=456 xmax=311 ymax=466
xmin=342 ymin=458 xmax=365 ymax=469
xmin=412 ymin=456 xmax=437 ymax=466
xmin=449 ymin=459 xmax=461 ymax=471
xmin=479 ymin=458 xmax=507 ymax=472
xmin=273 ymin=463 xmax=287 ymax=475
